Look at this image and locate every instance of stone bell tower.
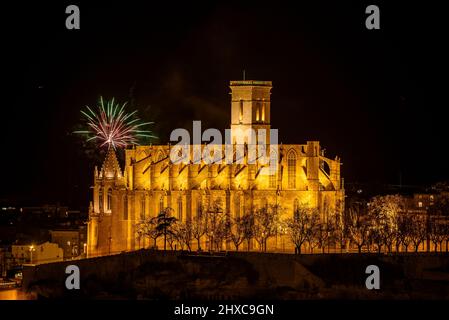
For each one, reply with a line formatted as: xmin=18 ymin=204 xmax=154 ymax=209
xmin=230 ymin=80 xmax=272 ymax=145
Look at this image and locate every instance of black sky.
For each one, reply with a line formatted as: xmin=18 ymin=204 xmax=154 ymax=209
xmin=1 ymin=1 xmax=448 ymax=208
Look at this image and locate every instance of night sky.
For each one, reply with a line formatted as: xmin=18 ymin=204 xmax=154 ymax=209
xmin=1 ymin=1 xmax=447 ymax=208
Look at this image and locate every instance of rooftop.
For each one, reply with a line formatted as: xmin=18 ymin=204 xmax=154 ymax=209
xmin=230 ymin=80 xmax=272 ymax=87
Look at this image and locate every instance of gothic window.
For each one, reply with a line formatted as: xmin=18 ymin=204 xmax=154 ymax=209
xmin=294 ymin=198 xmax=299 ymax=220
xmin=123 ymin=195 xmax=128 ymax=220
xmin=256 ymin=103 xmax=260 ymax=122
xmin=269 ymin=152 xmax=277 ymax=189
xmin=159 ymin=196 xmax=164 ymax=214
xmin=178 ymin=197 xmax=183 ymax=221
xmin=99 ymin=188 xmax=103 ymax=211
xmin=140 ymin=196 xmax=145 ymax=220
xmin=288 ymin=151 xmax=297 ymax=189
xmin=261 ymin=101 xmax=265 ymax=122
xmin=107 ymin=188 xmax=112 ymax=211
xmin=234 ymin=196 xmax=240 ymax=219
xmin=239 ymin=100 xmax=243 ymax=122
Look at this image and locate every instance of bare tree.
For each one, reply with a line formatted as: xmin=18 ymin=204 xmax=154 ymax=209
xmin=166 ymin=231 xmax=177 ymax=250
xmin=305 ymin=210 xmax=321 ymax=253
xmin=316 ymin=219 xmax=336 ymax=253
xmin=135 ymin=216 xmax=160 ymax=249
xmin=395 ymin=213 xmax=413 ymax=252
xmin=229 ymin=216 xmax=246 ymax=251
xmin=285 ymin=205 xmax=318 ymax=254
xmin=154 ymin=207 xmax=177 ymax=251
xmin=410 ymin=215 xmax=427 ymax=252
xmin=241 ymin=213 xmax=255 ymax=251
xmin=443 ymin=223 xmax=449 ymax=253
xmin=333 ymin=211 xmax=347 ymax=253
xmin=212 ymin=214 xmax=230 ymax=251
xmin=172 ymin=221 xmax=192 ymax=252
xmin=191 ymin=213 xmax=207 ymax=251
xmin=204 ymin=199 xmax=228 ymax=251
xmin=347 ymin=204 xmax=371 ymax=253
xmin=253 ymin=204 xmax=281 ymax=252
xmin=430 ymin=219 xmax=446 ymax=252
xmin=368 ymin=195 xmax=404 ymax=253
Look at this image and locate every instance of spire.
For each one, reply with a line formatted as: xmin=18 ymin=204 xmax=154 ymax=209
xmin=101 ymin=148 xmax=123 ymax=179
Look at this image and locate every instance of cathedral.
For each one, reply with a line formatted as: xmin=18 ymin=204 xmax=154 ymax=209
xmin=87 ymin=80 xmax=344 ymax=256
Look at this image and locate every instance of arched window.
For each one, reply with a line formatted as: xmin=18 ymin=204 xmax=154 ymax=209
xmin=239 ymin=100 xmax=243 ymax=122
xmin=261 ymin=101 xmax=265 ymax=122
xmin=256 ymin=103 xmax=260 ymax=122
xmin=98 ymin=188 xmax=103 ymax=211
xmin=140 ymin=196 xmax=145 ymax=220
xmin=177 ymin=197 xmax=183 ymax=221
xmin=107 ymin=188 xmax=112 ymax=211
xmin=159 ymin=196 xmax=164 ymax=214
xmin=287 ymin=151 xmax=297 ymax=189
xmin=123 ymin=195 xmax=128 ymax=220
xmin=234 ymin=195 xmax=241 ymax=219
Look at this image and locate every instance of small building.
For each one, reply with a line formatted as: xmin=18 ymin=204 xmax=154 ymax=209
xmin=11 ymin=241 xmax=63 ymax=265
xmin=50 ymin=227 xmax=87 ymax=259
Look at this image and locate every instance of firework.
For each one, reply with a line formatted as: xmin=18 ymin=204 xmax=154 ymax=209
xmin=75 ymin=97 xmax=156 ymax=149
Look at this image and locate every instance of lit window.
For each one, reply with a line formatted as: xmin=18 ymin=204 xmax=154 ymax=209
xmin=98 ymin=188 xmax=103 ymax=211
xmin=261 ymin=101 xmax=265 ymax=122
xmin=287 ymin=151 xmax=297 ymax=189
xmin=239 ymin=100 xmax=243 ymax=122
xmin=159 ymin=197 xmax=164 ymax=214
xmin=418 ymin=201 xmax=423 ymax=208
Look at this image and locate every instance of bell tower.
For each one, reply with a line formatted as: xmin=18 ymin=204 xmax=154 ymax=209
xmin=230 ymin=80 xmax=272 ymax=144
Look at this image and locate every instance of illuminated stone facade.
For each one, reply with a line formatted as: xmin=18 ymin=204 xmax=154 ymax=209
xmin=87 ymin=81 xmax=344 ymax=256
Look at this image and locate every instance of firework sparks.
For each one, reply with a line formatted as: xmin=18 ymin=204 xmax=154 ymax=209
xmin=75 ymin=97 xmax=156 ymax=149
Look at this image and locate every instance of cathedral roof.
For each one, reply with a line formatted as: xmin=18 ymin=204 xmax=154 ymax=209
xmin=101 ymin=148 xmax=122 ymax=178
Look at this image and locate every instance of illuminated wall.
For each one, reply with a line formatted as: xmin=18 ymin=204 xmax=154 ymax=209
xmin=87 ymin=81 xmax=345 ymax=256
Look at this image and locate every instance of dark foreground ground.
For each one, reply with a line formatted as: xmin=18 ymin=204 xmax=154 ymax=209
xmin=22 ymin=250 xmax=449 ymax=299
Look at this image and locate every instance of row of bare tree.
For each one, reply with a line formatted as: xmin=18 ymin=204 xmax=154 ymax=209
xmin=135 ymin=195 xmax=449 ymax=254
xmin=347 ymin=195 xmax=449 ymax=253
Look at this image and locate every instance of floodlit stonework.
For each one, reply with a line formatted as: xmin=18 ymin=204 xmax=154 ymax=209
xmin=87 ymin=81 xmax=345 ymax=256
